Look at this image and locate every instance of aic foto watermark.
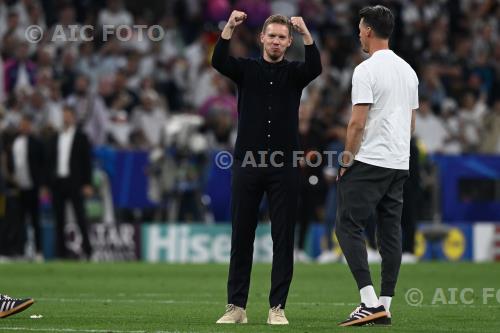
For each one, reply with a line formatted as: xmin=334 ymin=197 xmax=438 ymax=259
xmin=214 ymin=150 xmax=354 ymax=170
xmin=25 ymin=24 xmax=165 ymax=44
xmin=405 ymin=288 xmax=500 ymax=306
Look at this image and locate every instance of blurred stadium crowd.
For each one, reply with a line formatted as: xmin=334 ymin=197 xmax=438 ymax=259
xmin=0 ymin=0 xmax=499 ymax=259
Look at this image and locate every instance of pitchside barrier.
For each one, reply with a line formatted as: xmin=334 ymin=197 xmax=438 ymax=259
xmin=32 ymin=221 xmax=500 ymax=262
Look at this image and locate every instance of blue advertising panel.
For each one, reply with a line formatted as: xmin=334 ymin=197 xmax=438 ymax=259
xmin=432 ymin=155 xmax=500 ymax=221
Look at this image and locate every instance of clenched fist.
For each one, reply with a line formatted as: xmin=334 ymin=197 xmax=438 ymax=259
xmin=290 ymin=17 xmax=309 ymax=35
xmin=290 ymin=16 xmax=313 ymax=45
xmin=227 ymin=10 xmax=247 ymax=29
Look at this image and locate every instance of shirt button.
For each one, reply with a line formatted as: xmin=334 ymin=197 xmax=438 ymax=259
xmin=268 ymin=106 xmax=272 ymax=110
xmin=268 ymin=120 xmax=271 ymax=124
xmin=270 ymin=81 xmax=273 ymax=85
xmin=267 ymin=134 xmax=271 ymax=138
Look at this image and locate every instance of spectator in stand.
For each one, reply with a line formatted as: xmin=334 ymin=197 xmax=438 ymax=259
xmin=66 ymin=75 xmax=109 ymax=146
xmin=5 ymin=115 xmax=44 ymax=261
xmin=458 ymin=92 xmax=487 ymax=153
xmin=414 ymin=97 xmax=447 ymax=154
xmin=0 ymin=10 xmax=26 ymax=53
xmin=105 ymin=69 xmax=140 ymax=117
xmin=440 ymin=99 xmax=462 ymax=155
xmin=97 ymin=0 xmax=133 ymax=29
xmin=44 ymin=105 xmax=93 ymax=259
xmin=481 ymin=99 xmax=500 ymax=154
xmin=130 ymin=89 xmax=168 ymax=148
xmin=4 ymin=41 xmax=36 ymax=96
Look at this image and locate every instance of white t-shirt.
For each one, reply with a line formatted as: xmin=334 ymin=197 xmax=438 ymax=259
xmin=351 ymin=49 xmax=419 ymax=170
xmin=57 ymin=126 xmax=76 ymax=178
xmin=13 ymin=135 xmax=32 ymax=189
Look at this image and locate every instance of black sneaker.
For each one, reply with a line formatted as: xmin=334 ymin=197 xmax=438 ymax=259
xmin=0 ymin=295 xmax=35 ymax=318
xmin=338 ymin=303 xmax=388 ymax=327
xmin=372 ymin=316 xmax=392 ymax=326
xmin=372 ymin=311 xmax=392 ymax=326
xmin=364 ymin=312 xmax=392 ymax=326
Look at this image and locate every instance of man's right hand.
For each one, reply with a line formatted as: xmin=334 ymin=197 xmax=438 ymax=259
xmin=226 ymin=10 xmax=247 ymax=30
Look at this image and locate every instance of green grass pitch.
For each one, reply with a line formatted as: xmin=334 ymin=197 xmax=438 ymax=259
xmin=0 ymin=262 xmax=499 ymax=332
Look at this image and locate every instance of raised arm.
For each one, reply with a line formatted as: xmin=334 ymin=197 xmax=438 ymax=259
xmin=221 ymin=10 xmax=247 ymax=40
xmin=211 ymin=10 xmax=247 ymax=83
xmin=291 ymin=16 xmax=322 ymax=86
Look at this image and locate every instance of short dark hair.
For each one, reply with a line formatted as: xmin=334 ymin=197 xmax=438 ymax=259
xmin=262 ymin=14 xmax=292 ymax=37
xmin=359 ymin=5 xmax=394 ymax=39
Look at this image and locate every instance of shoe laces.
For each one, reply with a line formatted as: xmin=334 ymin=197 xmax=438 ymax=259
xmin=270 ymin=304 xmax=285 ymax=318
xmin=0 ymin=295 xmax=12 ymax=300
xmin=224 ymin=304 xmax=237 ymax=314
xmin=350 ymin=305 xmax=363 ymax=317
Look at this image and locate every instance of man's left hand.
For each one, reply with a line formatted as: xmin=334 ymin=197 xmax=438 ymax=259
xmin=336 ymin=167 xmax=347 ymax=182
xmin=290 ymin=17 xmax=313 ymax=44
xmin=290 ymin=17 xmax=309 ymax=35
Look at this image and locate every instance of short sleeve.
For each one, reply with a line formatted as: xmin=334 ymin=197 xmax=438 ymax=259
xmin=410 ymin=72 xmax=419 ymax=109
xmin=351 ymin=64 xmax=373 ymax=105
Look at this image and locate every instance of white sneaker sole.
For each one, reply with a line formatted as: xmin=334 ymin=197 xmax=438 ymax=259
xmin=216 ymin=318 xmax=248 ymax=324
xmin=267 ymin=319 xmax=289 ymax=325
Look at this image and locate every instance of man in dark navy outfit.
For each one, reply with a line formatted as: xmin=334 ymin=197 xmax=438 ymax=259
xmin=212 ymin=10 xmax=321 ymax=325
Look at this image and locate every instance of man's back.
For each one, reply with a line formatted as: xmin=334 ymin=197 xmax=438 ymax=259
xmin=352 ymin=50 xmax=419 ymax=170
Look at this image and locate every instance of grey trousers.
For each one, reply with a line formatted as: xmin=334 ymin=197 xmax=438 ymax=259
xmin=336 ymin=161 xmax=409 ymax=297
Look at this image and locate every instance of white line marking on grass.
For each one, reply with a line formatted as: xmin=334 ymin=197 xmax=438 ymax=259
xmin=39 ymin=293 xmax=217 ymax=299
xmin=36 ymin=298 xmax=220 ymax=305
xmin=36 ymin=298 xmax=357 ymax=306
xmin=0 ymin=328 xmax=187 ymax=333
xmin=133 ymin=293 xmax=215 ymax=297
xmin=293 ymin=302 xmax=357 ymax=306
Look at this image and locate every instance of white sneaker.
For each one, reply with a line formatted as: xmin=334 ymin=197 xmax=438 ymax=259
xmin=366 ymin=248 xmax=382 ymax=264
xmin=267 ymin=304 xmax=288 ymax=325
xmin=402 ymin=253 xmax=418 ymax=264
xmin=317 ymin=250 xmax=340 ymax=264
xmin=294 ymin=250 xmax=312 ymax=263
xmin=216 ymin=304 xmax=247 ymax=324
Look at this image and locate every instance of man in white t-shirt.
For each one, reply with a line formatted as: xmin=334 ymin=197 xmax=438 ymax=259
xmin=336 ymin=5 xmax=419 ymax=327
